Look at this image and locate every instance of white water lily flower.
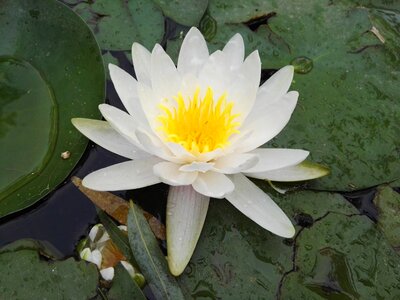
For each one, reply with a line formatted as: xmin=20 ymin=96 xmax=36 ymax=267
xmin=72 ymin=27 xmax=328 ymax=276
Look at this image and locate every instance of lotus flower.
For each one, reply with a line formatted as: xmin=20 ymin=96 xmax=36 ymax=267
xmin=72 ymin=27 xmax=328 ymax=276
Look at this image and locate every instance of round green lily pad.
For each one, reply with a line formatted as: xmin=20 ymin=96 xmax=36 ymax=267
xmin=0 ymin=0 xmax=105 ymax=218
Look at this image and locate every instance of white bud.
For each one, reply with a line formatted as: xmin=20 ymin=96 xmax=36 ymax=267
xmin=100 ymin=267 xmax=115 ymax=281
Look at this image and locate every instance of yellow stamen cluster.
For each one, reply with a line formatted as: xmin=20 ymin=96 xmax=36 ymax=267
xmin=157 ymin=87 xmax=240 ymax=154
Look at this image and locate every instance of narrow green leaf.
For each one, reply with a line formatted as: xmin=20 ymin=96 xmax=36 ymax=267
xmin=98 ymin=210 xmax=136 ymax=267
xmin=127 ymin=202 xmax=185 ymax=300
xmin=108 ymin=263 xmax=146 ymax=300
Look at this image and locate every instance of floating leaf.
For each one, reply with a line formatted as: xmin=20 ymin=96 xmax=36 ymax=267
xmin=127 ymin=202 xmax=185 ymax=300
xmin=73 ymin=0 xmax=164 ymax=50
xmin=0 ymin=240 xmax=98 ymax=299
xmin=0 ymin=0 xmax=104 ymax=218
xmin=153 ymin=0 xmax=209 ymax=26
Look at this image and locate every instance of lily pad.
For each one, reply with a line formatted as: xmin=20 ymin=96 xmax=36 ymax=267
xmin=73 ymin=0 xmax=164 ymax=51
xmin=178 ymin=187 xmax=358 ymax=298
xmin=0 ymin=240 xmax=99 ymax=299
xmin=373 ymin=185 xmax=400 ymax=252
xmin=280 ymin=213 xmax=400 ymax=299
xmin=167 ymin=0 xmax=400 ymax=191
xmin=153 ymin=0 xmax=209 ymax=26
xmin=0 ymin=0 xmax=105 ymax=217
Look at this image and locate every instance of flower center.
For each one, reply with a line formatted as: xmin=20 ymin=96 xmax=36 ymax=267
xmin=157 ymin=87 xmax=240 ymax=154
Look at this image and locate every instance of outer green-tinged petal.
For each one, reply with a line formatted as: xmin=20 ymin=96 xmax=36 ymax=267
xmin=153 ymin=161 xmax=198 ymax=185
xmin=192 ymin=171 xmax=234 ymax=198
xmin=246 ymin=161 xmax=330 ymax=181
xmin=244 ymin=148 xmax=309 ymax=173
xmin=237 ymin=91 xmax=299 ymax=153
xmin=82 ymin=157 xmax=162 ymax=191
xmin=167 ymin=186 xmax=209 ymax=276
xmin=71 ymin=118 xmax=148 ymax=159
xmin=226 ymin=174 xmax=295 ymax=238
xmin=177 ymin=27 xmax=209 ymax=76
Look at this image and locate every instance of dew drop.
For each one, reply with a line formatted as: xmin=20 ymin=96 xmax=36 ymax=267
xmin=291 ymin=56 xmax=313 ymax=74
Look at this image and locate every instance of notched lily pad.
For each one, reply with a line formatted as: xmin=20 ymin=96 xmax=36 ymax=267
xmin=0 ymin=0 xmax=105 ymax=217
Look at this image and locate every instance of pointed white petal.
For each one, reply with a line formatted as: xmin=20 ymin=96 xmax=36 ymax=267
xmin=132 ymin=42 xmax=151 ymax=86
xmin=257 ymin=65 xmax=294 ymax=106
xmin=72 ymin=118 xmax=148 ymax=159
xmin=82 ymin=157 xmax=162 ymax=191
xmin=108 ymin=64 xmax=147 ymax=123
xmin=198 ymin=50 xmax=231 ymax=100
xmin=99 ymin=104 xmax=143 ymax=149
xmin=137 ymin=82 xmax=159 ymax=129
xmin=100 ymin=267 xmax=115 ymax=281
xmin=88 ymin=249 xmax=102 ymax=268
xmin=120 ymin=261 xmax=135 ymax=278
xmin=192 ymin=171 xmax=234 ymax=198
xmin=246 ymin=161 xmax=330 ymax=181
xmin=135 ymin=130 xmax=182 ymax=163
xmin=178 ymin=27 xmax=209 ymax=76
xmin=225 ymin=174 xmax=295 ymax=238
xmin=230 ymin=50 xmax=261 ymax=121
xmin=151 ymin=44 xmax=181 ymax=102
xmin=237 ymin=91 xmax=299 ymax=152
xmin=179 ymin=161 xmax=215 ymax=173
xmin=166 ymin=142 xmax=196 ymax=161
xmin=244 ymin=148 xmax=309 ymax=173
xmin=213 ymin=153 xmax=258 ymax=174
xmin=153 ymin=161 xmax=198 ymax=185
xmin=167 ymin=185 xmax=209 ymax=276
xmin=222 ymin=33 xmax=244 ymax=71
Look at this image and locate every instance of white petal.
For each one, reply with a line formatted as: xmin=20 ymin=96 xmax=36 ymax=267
xmin=166 ymin=142 xmax=196 ymax=162
xmin=246 ymin=161 xmax=330 ymax=181
xmin=151 ymin=44 xmax=181 ymax=102
xmin=198 ymin=50 xmax=231 ymax=100
xmin=135 ymin=130 xmax=180 ymax=163
xmin=82 ymin=157 xmax=162 ymax=191
xmin=100 ymin=267 xmax=115 ymax=281
xmin=88 ymin=249 xmax=102 ymax=268
xmin=72 ymin=118 xmax=148 ymax=159
xmin=225 ymin=174 xmax=295 ymax=238
xmin=178 ymin=27 xmax=209 ymax=76
xmin=132 ymin=42 xmax=152 ymax=86
xmin=222 ymin=33 xmax=244 ymax=71
xmin=120 ymin=261 xmax=135 ymax=278
xmin=192 ymin=171 xmax=234 ymax=198
xmin=213 ymin=153 xmax=258 ymax=174
xmin=230 ymin=50 xmax=261 ymax=121
xmin=99 ymin=104 xmax=143 ymax=149
xmin=108 ymin=64 xmax=147 ymax=124
xmin=179 ymin=161 xmax=215 ymax=173
xmin=137 ymin=82 xmax=159 ymax=128
xmin=167 ymin=185 xmax=209 ymax=276
xmin=256 ymin=65 xmax=294 ymax=107
xmin=236 ymin=91 xmax=299 ymax=153
xmin=153 ymin=161 xmax=198 ymax=186
xmin=243 ymin=148 xmax=309 ymax=173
